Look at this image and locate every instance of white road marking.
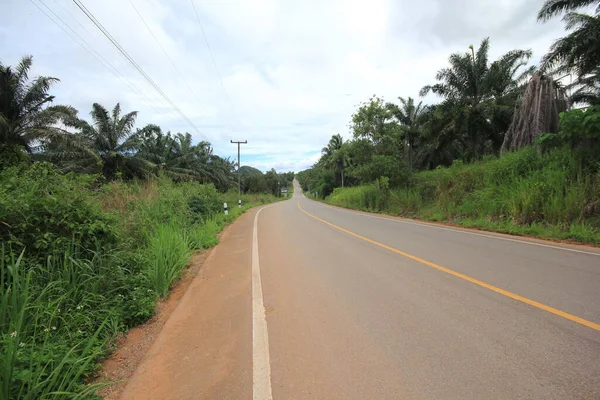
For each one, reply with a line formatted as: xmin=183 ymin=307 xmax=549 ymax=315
xmin=253 ymin=206 xmax=273 ymax=400
xmin=309 ymin=200 xmax=600 ymax=257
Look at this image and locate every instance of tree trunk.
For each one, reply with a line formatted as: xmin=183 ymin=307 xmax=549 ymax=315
xmin=341 ymin=169 xmax=345 ymax=188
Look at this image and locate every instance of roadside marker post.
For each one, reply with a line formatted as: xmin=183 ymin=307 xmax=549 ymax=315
xmin=224 ymin=202 xmax=228 ymax=215
xmin=239 ymin=199 xmax=242 ymax=208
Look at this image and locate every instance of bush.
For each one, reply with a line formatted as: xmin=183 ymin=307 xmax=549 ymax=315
xmin=0 ymin=165 xmax=281 ymax=398
xmin=188 ymin=184 xmax=223 ymax=220
xmin=0 ymin=164 xmax=118 ymax=264
xmin=538 ymin=106 xmax=600 ymax=171
xmin=325 ymin=147 xmax=600 ymax=243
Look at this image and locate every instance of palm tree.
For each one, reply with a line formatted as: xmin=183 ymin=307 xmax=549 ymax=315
xmin=537 ymin=0 xmax=599 ymax=21
xmin=416 ymin=103 xmax=462 ymax=169
xmin=135 ymin=124 xmax=173 ymax=166
xmin=420 ymin=38 xmax=534 ymax=159
xmin=0 ymin=56 xmax=76 ymax=163
xmin=321 ymin=134 xmax=349 ymax=187
xmin=570 ymin=69 xmax=600 ymax=105
xmin=386 ymin=97 xmax=428 ymax=171
xmin=321 ymin=134 xmax=343 ymax=158
xmin=538 ymin=1 xmax=600 ymax=105
xmin=205 ymin=154 xmax=236 ymax=191
xmin=170 ymin=133 xmax=211 ymax=177
xmin=55 ymin=103 xmax=155 ymax=179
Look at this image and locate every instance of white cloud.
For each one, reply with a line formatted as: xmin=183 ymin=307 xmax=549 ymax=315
xmin=1 ymin=0 xmax=567 ymax=171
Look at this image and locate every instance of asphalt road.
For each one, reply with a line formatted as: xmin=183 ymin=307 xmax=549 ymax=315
xmin=259 ymin=180 xmax=600 ymax=399
xmin=120 ymin=180 xmax=600 ymax=399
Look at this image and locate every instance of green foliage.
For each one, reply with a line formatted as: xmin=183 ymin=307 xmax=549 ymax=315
xmin=239 ymin=167 xmax=293 ymax=196
xmin=326 ymin=147 xmax=600 ymax=243
xmin=0 ymin=56 xmax=77 ymax=159
xmin=143 ymin=225 xmax=192 ymax=298
xmin=47 ymin=103 xmax=157 ymax=180
xmin=350 ymin=154 xmax=409 ymax=188
xmin=0 ymin=145 xmax=29 ymax=171
xmin=351 ymin=96 xmax=400 ymax=145
xmin=0 ymin=163 xmax=117 ymax=263
xmin=0 ymin=161 xmax=282 ymax=398
xmin=188 ymin=184 xmax=223 ymax=220
xmin=538 ymin=0 xmax=600 ymax=106
xmin=538 ymin=106 xmax=600 ymax=163
xmin=420 ymin=38 xmax=534 ymax=161
xmin=1 ymin=250 xmax=115 ymax=399
xmin=559 ymin=105 xmax=600 ymax=143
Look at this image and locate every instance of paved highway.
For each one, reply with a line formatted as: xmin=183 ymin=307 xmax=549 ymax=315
xmin=121 ymin=179 xmax=600 ymax=399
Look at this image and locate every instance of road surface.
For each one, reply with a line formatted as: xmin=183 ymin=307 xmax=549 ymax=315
xmin=120 ymin=180 xmax=600 ymax=400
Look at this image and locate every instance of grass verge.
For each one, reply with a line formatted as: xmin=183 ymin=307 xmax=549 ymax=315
xmin=323 ymin=148 xmax=600 ymax=245
xmin=0 ymin=164 xmax=283 ymax=399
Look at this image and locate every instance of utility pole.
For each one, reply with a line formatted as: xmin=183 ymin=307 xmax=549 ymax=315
xmin=230 ymin=140 xmax=247 ymax=207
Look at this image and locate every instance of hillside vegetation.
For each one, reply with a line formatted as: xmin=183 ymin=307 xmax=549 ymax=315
xmin=325 ymin=147 xmax=600 ymax=244
xmin=297 ymin=0 xmax=600 ymax=245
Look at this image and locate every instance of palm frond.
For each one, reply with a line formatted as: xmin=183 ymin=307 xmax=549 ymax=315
xmin=537 ymin=0 xmax=598 ymax=21
xmin=115 ymin=110 xmax=138 ymax=142
xmin=14 ymin=55 xmax=33 ymax=84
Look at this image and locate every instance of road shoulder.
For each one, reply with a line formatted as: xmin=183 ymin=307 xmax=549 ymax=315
xmin=116 ymin=208 xmax=256 ymax=400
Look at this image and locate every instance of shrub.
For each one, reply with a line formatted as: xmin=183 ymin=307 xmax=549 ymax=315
xmin=0 ymin=168 xmax=281 ymax=398
xmin=187 ymin=184 xmax=223 ymax=220
xmin=0 ymin=163 xmax=118 ymax=265
xmin=325 ymin=147 xmax=600 ymax=243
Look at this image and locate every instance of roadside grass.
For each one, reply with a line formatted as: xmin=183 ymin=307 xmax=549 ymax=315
xmin=0 ymin=164 xmax=283 ymax=398
xmin=325 ymin=148 xmax=600 ymax=244
xmin=144 ymin=225 xmax=193 ymax=298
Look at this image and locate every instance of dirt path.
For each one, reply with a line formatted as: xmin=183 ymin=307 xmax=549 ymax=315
xmin=102 ymin=209 xmax=257 ymax=399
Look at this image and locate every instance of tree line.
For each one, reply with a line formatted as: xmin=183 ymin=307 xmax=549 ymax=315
xmin=0 ymin=57 xmax=293 ymax=194
xmin=298 ymin=0 xmax=600 ymax=196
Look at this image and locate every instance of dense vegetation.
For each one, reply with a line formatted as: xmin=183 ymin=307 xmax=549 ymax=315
xmin=297 ymin=0 xmax=600 ymax=243
xmin=0 ymin=55 xmax=292 ymax=397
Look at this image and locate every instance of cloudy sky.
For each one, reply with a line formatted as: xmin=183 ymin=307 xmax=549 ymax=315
xmin=1 ymin=0 xmax=566 ymax=171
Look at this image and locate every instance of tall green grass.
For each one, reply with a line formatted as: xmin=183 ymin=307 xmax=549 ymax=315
xmin=0 ymin=250 xmax=113 ymax=399
xmin=0 ymin=165 xmax=282 ymax=398
xmin=326 ymin=148 xmax=600 ymax=244
xmin=144 ymin=225 xmax=192 ymax=298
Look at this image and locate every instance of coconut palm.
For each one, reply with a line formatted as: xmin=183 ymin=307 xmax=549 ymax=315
xmin=420 ymin=38 xmax=534 ymax=159
xmin=0 ymin=56 xmax=76 ymax=161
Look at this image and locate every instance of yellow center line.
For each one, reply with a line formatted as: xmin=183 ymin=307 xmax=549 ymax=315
xmin=297 ymin=200 xmax=600 ymax=332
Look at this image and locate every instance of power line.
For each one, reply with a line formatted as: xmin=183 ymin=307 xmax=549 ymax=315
xmin=127 ymin=0 xmax=209 ymax=116
xmin=189 ymin=0 xmax=240 ymax=126
xmin=71 ymin=0 xmax=207 ymax=138
xmin=31 ymin=0 xmax=163 ymax=113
